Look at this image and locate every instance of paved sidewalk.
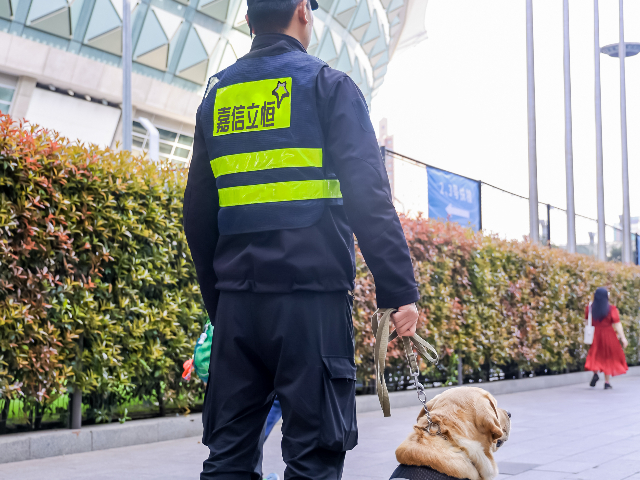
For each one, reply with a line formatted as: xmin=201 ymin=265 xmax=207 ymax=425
xmin=1 ymin=375 xmax=639 ymax=480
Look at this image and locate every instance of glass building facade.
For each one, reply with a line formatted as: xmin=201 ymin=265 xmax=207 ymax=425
xmin=0 ymin=0 xmax=427 ymax=163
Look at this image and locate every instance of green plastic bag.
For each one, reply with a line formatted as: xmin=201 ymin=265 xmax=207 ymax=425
xmin=194 ymin=320 xmax=213 ymax=383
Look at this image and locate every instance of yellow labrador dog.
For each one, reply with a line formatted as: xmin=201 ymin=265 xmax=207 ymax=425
xmin=390 ymin=387 xmax=511 ymax=480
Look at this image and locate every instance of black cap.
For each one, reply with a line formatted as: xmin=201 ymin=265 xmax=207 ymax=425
xmin=247 ymin=0 xmax=318 ymax=11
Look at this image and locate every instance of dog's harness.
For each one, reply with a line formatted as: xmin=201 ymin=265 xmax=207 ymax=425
xmin=390 ymin=464 xmax=471 ymax=480
xmin=372 ymin=309 xmax=441 ymax=434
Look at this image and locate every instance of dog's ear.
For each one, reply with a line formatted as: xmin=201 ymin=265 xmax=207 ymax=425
xmin=476 ymin=394 xmax=503 ymax=440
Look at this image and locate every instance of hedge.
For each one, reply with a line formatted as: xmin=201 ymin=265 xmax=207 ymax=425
xmin=1 ymin=115 xmax=639 ymax=430
xmin=0 ymin=116 xmax=206 ymax=428
xmin=353 ymin=217 xmax=640 ymax=389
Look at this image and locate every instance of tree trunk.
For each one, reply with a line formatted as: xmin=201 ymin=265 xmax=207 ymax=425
xmin=0 ymin=399 xmax=10 ymax=433
xmin=34 ymin=403 xmax=44 ymax=431
xmin=157 ymin=385 xmax=165 ymax=417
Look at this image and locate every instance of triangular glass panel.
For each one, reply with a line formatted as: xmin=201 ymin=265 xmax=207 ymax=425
xmin=215 ymin=42 xmax=237 ymax=72
xmin=374 ymin=49 xmax=389 ymax=69
xmin=30 ymin=7 xmax=72 ymax=38
xmin=135 ymin=9 xmax=168 ymax=58
xmin=70 ymin=0 xmax=85 ymax=34
xmin=136 ymin=43 xmax=169 ymax=70
xmin=373 ymin=64 xmax=387 ymax=79
xmin=390 ymin=19 xmax=402 ymax=36
xmin=369 ymin=33 xmax=387 ymax=60
xmin=360 ymin=10 xmax=379 ymax=52
xmin=379 ymin=0 xmax=391 ymax=8
xmin=152 ymin=6 xmax=183 ymax=42
xmin=177 ymin=27 xmax=209 ymax=72
xmin=233 ymin=3 xmax=250 ymax=35
xmin=387 ymin=3 xmax=402 ymax=23
xmin=316 ymin=30 xmax=338 ymax=66
xmin=85 ymin=0 xmax=121 ymax=42
xmin=86 ymin=26 xmax=122 ymax=55
xmin=198 ymin=0 xmax=230 ymax=22
xmin=111 ymin=0 xmax=139 ymax=19
xmin=335 ymin=46 xmax=352 ymax=74
xmin=333 ymin=0 xmax=356 ymax=27
xmin=350 ymin=58 xmax=362 ymax=85
xmin=351 ymin=0 xmax=370 ymax=28
xmin=27 ymin=0 xmax=68 ymax=23
xmin=194 ymin=24 xmax=220 ymax=55
xmin=177 ymin=59 xmax=209 ymax=84
xmin=317 ymin=0 xmax=334 ymax=12
xmin=0 ymin=0 xmax=13 ymax=19
xmin=387 ymin=0 xmax=403 ymax=13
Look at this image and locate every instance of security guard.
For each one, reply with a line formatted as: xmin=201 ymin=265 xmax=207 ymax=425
xmin=183 ymin=0 xmax=420 ymax=477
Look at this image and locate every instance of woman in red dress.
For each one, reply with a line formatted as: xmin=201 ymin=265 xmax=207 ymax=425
xmin=585 ymin=287 xmax=629 ymax=389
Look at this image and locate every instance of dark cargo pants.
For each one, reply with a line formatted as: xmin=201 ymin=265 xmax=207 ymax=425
xmin=200 ymin=291 xmax=358 ymax=480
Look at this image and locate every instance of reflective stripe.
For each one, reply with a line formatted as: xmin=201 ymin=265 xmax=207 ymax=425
xmin=219 ymin=179 xmax=342 ymax=207
xmin=211 ymin=148 xmax=322 ymax=178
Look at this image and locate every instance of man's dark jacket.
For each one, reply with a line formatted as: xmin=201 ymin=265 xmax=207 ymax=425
xmin=183 ymin=33 xmax=419 ymax=318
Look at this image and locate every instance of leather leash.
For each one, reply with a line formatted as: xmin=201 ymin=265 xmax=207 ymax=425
xmin=372 ymin=308 xmax=439 ymax=418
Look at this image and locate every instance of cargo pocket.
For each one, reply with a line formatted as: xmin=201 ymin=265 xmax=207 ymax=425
xmin=319 ymin=355 xmax=358 ymax=452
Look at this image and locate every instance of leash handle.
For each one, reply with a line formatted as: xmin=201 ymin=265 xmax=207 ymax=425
xmin=371 ymin=309 xmax=439 ymax=417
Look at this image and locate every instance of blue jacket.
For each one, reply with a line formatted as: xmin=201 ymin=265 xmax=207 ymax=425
xmin=183 ymin=33 xmax=419 ymax=317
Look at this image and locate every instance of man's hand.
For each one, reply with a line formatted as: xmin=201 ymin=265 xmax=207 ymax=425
xmin=391 ymin=303 xmax=418 ymax=337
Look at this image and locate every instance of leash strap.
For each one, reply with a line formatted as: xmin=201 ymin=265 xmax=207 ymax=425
xmin=372 ymin=308 xmax=439 ymax=417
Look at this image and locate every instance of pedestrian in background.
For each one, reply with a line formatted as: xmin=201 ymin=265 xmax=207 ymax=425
xmin=586 ymin=287 xmax=628 ymax=389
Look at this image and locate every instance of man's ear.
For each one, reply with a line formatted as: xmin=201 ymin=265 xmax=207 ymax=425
xmin=297 ymin=0 xmax=309 ymax=25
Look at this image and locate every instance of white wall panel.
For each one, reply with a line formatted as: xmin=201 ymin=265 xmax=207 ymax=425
xmin=25 ymin=89 xmax=121 ymax=147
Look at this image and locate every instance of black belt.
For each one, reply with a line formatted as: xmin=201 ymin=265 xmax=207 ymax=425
xmin=390 ymin=464 xmax=470 ymax=480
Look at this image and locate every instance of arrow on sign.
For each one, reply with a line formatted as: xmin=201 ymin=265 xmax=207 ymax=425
xmin=445 ymin=204 xmax=470 ymax=219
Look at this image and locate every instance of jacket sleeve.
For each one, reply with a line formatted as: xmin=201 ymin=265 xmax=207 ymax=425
xmin=318 ymin=69 xmax=419 ymax=308
xmin=183 ymin=105 xmax=221 ymax=321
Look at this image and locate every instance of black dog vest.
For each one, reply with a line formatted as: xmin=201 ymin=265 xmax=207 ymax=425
xmin=390 ymin=464 xmax=471 ymax=480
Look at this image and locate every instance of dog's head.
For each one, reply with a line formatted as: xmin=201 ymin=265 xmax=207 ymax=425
xmin=396 ymin=387 xmax=511 ymax=480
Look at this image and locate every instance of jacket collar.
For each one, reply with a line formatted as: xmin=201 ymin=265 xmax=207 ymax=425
xmin=241 ymin=33 xmax=307 ymax=60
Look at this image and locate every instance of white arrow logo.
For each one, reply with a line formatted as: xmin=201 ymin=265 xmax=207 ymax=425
xmin=445 ymin=204 xmax=470 ymax=219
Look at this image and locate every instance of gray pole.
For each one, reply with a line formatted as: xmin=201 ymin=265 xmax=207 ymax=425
xmin=619 ymin=0 xmax=632 ymax=263
xmin=563 ymin=0 xmax=576 ymax=253
xmin=526 ymin=0 xmax=540 ymax=243
xmin=594 ymin=0 xmax=606 ymax=261
xmin=122 ymin=0 xmax=132 ymax=152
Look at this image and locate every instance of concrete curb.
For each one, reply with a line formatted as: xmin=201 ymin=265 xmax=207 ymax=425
xmin=0 ymin=413 xmax=202 ymax=464
xmin=1 ymin=366 xmax=638 ymax=464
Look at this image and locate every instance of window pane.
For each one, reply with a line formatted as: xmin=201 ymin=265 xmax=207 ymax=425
xmin=132 ymin=121 xmax=147 ymax=134
xmin=158 ymin=128 xmax=177 ymax=142
xmin=0 ymin=103 xmax=8 ymax=114
xmin=159 ymin=155 xmax=169 ymax=162
xmin=178 ymin=134 xmax=193 ymax=146
xmin=174 ymin=147 xmax=190 ymax=158
xmin=159 ymin=142 xmax=173 ymax=154
xmin=132 ymin=137 xmax=145 ymax=148
xmin=0 ymin=87 xmax=14 ymax=103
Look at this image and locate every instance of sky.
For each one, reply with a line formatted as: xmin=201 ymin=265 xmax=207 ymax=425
xmin=370 ymin=0 xmax=640 ymax=244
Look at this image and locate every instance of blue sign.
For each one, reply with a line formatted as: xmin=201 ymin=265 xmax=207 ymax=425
xmin=427 ymin=166 xmax=481 ymax=231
